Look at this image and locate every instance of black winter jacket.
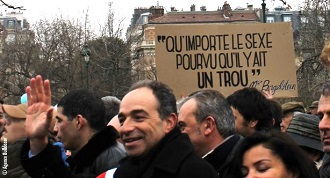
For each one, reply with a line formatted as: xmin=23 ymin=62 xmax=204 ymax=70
xmin=21 ymin=126 xmax=126 ymax=178
xmin=203 ymin=134 xmax=243 ymax=178
xmin=114 ymin=127 xmax=218 ymax=178
xmin=320 ymin=155 xmax=330 ymax=178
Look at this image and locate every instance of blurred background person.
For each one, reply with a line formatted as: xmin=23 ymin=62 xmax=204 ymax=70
xmin=107 ymin=115 xmax=120 ymax=132
xmin=101 ymin=96 xmax=121 ymax=126
xmin=308 ymin=100 xmax=319 ymax=116
xmin=280 ymin=101 xmax=305 ymax=132
xmin=1 ymin=103 xmax=27 ymax=144
xmin=107 ymin=115 xmax=122 ymax=143
xmin=0 ymin=103 xmax=29 ymax=178
xmin=261 ymin=89 xmax=283 ymax=131
xmin=269 ymin=99 xmax=283 ymax=131
xmin=285 ymin=112 xmax=324 ymax=169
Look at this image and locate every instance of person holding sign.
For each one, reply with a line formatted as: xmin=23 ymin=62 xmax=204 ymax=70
xmin=226 ymin=88 xmax=273 ymax=137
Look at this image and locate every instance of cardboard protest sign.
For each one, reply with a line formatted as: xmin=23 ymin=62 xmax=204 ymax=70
xmin=155 ymin=22 xmax=297 ymax=99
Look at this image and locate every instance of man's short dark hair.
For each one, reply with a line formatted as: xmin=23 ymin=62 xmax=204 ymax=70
xmin=58 ymin=89 xmax=105 ymax=131
xmin=226 ymin=88 xmax=273 ymax=132
xmin=129 ymin=80 xmax=177 ymax=120
xmin=269 ymin=99 xmax=282 ymax=131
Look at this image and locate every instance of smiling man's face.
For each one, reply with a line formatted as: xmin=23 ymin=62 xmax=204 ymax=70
xmin=118 ymin=87 xmax=168 ymax=157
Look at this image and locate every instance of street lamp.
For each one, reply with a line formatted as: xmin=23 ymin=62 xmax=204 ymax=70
xmin=81 ymin=43 xmax=91 ymax=89
xmin=262 ymin=0 xmax=266 ymax=23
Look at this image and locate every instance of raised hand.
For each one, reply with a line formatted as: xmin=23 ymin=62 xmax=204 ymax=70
xmin=25 ymin=75 xmax=54 ymax=155
xmin=262 ymin=88 xmax=273 ymax=99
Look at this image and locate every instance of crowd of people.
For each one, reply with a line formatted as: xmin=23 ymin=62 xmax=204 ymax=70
xmin=0 ymin=75 xmax=328 ymax=178
xmin=1 ymin=43 xmax=330 ymax=178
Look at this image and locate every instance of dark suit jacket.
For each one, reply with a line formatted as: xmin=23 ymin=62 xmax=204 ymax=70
xmin=21 ymin=126 xmax=126 ymax=178
xmin=203 ymin=134 xmax=243 ymax=178
xmin=114 ymin=127 xmax=218 ymax=178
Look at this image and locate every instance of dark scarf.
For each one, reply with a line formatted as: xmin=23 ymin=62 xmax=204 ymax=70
xmin=67 ymin=126 xmax=119 ymax=173
xmin=116 ymin=127 xmax=182 ymax=178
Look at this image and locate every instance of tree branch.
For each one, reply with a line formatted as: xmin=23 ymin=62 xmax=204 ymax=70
xmin=0 ymin=0 xmax=26 ymax=10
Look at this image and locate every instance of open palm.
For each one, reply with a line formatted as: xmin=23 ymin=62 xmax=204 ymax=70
xmin=25 ymin=75 xmax=53 ymax=139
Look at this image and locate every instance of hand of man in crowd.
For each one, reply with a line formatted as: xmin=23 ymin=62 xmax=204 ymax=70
xmin=262 ymin=88 xmax=273 ymax=99
xmin=25 ymin=75 xmax=54 ymax=155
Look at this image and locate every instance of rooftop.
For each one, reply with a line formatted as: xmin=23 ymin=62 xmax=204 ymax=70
xmin=149 ymin=10 xmax=260 ymax=24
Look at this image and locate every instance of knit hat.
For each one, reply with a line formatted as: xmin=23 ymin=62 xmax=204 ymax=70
xmin=282 ymin=102 xmax=305 ymax=115
xmin=286 ymin=113 xmax=322 ymax=152
xmin=309 ymin=101 xmax=319 ymax=109
xmin=2 ymin=103 xmax=27 ymax=119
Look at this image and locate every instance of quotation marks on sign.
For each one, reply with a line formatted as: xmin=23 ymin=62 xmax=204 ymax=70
xmin=157 ymin=35 xmax=166 ymax=43
xmin=252 ymin=69 xmax=261 ymax=76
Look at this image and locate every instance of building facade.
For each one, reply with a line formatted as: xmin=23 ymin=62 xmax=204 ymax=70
xmin=128 ymin=2 xmax=261 ymax=81
xmin=0 ymin=11 xmax=32 ymax=52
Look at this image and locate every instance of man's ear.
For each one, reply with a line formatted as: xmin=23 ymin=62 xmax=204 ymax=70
xmin=204 ymin=116 xmax=216 ymax=136
xmin=250 ymin=120 xmax=258 ymax=128
xmin=75 ymin=114 xmax=87 ymax=130
xmin=164 ymin=113 xmax=178 ymax=134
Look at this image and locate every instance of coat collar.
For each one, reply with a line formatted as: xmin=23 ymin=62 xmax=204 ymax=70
xmin=118 ymin=127 xmax=195 ymax=177
xmin=69 ymin=126 xmax=119 ymax=166
xmin=152 ymin=128 xmax=194 ymax=173
xmin=203 ymin=134 xmax=241 ymax=171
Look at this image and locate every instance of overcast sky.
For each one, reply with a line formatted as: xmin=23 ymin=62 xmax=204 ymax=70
xmin=6 ymin=0 xmax=304 ymax=34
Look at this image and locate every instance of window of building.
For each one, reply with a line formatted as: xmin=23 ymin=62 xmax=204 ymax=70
xmin=283 ymin=16 xmax=292 ymax=22
xmin=17 ymin=20 xmax=21 ymax=28
xmin=266 ymin=16 xmax=275 ymax=23
xmin=7 ymin=20 xmax=15 ymax=29
xmin=23 ymin=19 xmax=27 ymax=29
xmin=142 ymin=15 xmax=148 ymax=24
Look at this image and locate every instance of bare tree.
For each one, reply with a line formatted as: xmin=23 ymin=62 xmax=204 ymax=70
xmin=32 ymin=17 xmax=87 ymax=102
xmin=0 ymin=30 xmax=36 ymax=103
xmin=0 ymin=3 xmax=145 ymax=103
xmin=88 ymin=2 xmax=132 ymax=99
xmin=295 ymin=0 xmax=330 ymax=105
